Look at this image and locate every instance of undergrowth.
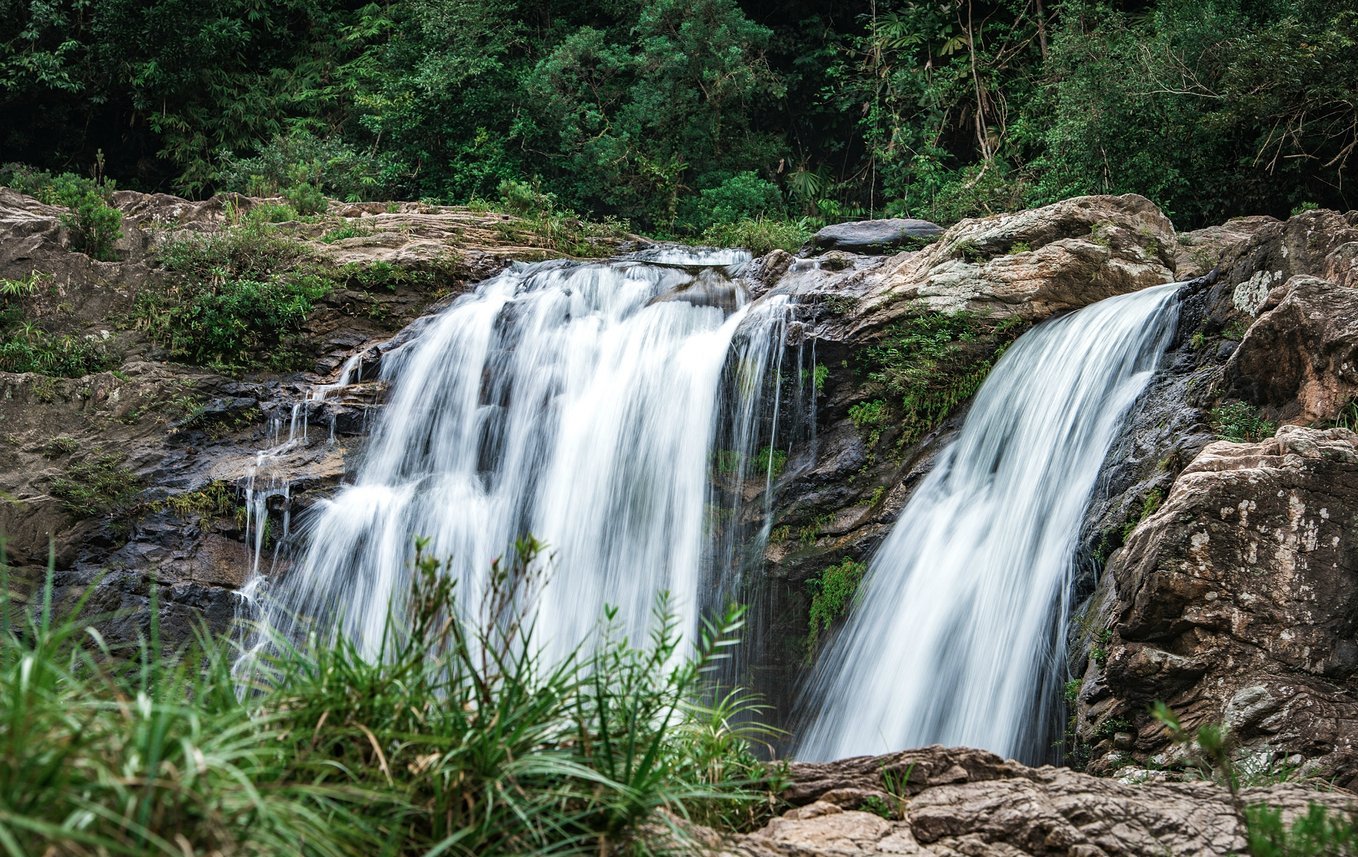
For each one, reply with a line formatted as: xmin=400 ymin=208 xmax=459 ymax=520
xmin=805 ymin=556 xmax=868 ymax=658
xmin=1210 ymin=401 xmax=1277 ymax=443
xmin=0 ymin=539 xmax=781 ymax=855
xmin=136 ymin=220 xmax=331 ymax=371
xmin=853 ymin=307 xmax=1026 ymax=448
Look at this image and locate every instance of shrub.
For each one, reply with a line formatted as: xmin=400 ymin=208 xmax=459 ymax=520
xmin=696 ymin=172 xmax=785 ymax=226
xmin=0 ymin=331 xmax=117 ymax=377
xmin=50 ymin=173 xmax=123 ymax=261
xmin=1210 ymin=401 xmax=1276 ymax=443
xmin=282 ymin=179 xmax=327 ymax=216
xmin=213 ymin=129 xmax=410 ymax=202
xmin=498 ymin=178 xmax=557 ymax=216
xmin=138 ymin=223 xmax=330 ymax=370
xmin=806 ymin=557 xmax=868 ymax=656
xmin=0 ymin=542 xmax=778 ymax=855
xmin=1246 ymin=803 xmax=1358 ymax=856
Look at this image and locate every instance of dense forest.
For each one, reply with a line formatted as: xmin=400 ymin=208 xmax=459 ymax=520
xmin=2 ymin=0 xmax=1356 ymax=232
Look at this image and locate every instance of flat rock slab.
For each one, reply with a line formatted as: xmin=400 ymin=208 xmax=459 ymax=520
xmin=812 ymin=218 xmax=944 ymax=254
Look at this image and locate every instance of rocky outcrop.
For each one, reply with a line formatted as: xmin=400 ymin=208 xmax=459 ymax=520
xmin=710 ymin=747 xmax=1357 ymax=856
xmin=0 ymin=186 xmax=615 ymax=645
xmin=1225 ymin=275 xmax=1358 ymax=424
xmin=811 ymin=218 xmax=943 ymax=254
xmin=1075 ymin=426 xmax=1358 ymax=786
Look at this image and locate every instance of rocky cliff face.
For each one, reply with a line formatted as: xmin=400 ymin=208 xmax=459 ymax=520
xmin=0 ymin=187 xmax=617 ymax=645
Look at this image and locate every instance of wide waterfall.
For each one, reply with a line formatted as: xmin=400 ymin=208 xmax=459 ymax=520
xmin=242 ymin=250 xmax=791 ymax=664
xmin=797 ymin=282 xmax=1181 ymax=763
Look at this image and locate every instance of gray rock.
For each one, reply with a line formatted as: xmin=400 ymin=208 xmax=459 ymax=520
xmin=811 ymin=218 xmax=943 ymax=254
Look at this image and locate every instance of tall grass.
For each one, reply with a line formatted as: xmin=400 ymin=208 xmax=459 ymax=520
xmin=0 ymin=540 xmax=779 ymax=855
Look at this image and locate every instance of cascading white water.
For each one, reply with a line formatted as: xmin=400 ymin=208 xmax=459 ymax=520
xmin=797 ymin=282 xmax=1181 ymax=762
xmin=243 ymin=251 xmax=792 ymax=664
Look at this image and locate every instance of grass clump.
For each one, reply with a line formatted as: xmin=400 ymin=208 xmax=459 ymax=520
xmin=1 ymin=271 xmax=118 ymax=377
xmin=48 ymin=452 xmax=142 ymax=518
xmin=806 ymin=556 xmax=868 ymax=658
xmin=0 ymin=540 xmax=779 ymax=855
xmin=1247 ymin=803 xmax=1358 ymax=856
xmin=854 ymin=308 xmax=1025 ymax=449
xmin=1211 ymin=401 xmax=1276 ymax=443
xmin=136 ymin=221 xmax=331 ymax=371
xmin=699 ymin=217 xmax=812 ymax=255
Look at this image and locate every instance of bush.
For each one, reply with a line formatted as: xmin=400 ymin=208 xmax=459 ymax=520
xmin=699 ymin=217 xmax=811 ymax=255
xmin=1210 ymin=401 xmax=1276 ymax=443
xmin=214 ymin=129 xmax=410 ymax=202
xmin=696 ymin=172 xmax=785 ymax=226
xmin=137 ymin=224 xmax=330 ymax=370
xmin=0 ymin=542 xmax=777 ymax=855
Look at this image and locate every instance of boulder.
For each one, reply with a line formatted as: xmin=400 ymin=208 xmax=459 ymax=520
xmin=1078 ymin=426 xmax=1358 ymax=786
xmin=836 ymin=194 xmax=1177 ymax=334
xmin=811 ymin=218 xmax=944 ymax=254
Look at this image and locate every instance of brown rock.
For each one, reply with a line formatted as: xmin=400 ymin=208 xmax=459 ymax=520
xmin=1081 ymin=426 xmax=1358 ymax=785
xmin=1224 ymin=274 xmax=1358 ymax=423
xmin=713 ymin=747 xmax=1356 ymax=856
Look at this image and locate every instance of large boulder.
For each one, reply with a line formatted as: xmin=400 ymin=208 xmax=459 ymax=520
xmin=711 ymin=746 xmax=1356 ymax=856
xmin=1076 ymin=426 xmax=1358 ymax=786
xmin=810 ymin=218 xmax=944 ymax=254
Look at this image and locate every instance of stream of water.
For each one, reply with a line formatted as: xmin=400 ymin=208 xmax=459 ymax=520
xmin=241 ymin=251 xmax=793 ymax=664
xmin=796 ymin=282 xmax=1181 ymax=762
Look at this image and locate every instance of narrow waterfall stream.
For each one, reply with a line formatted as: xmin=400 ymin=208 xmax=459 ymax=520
xmin=242 ymin=250 xmax=793 ymax=664
xmin=797 ymin=282 xmax=1181 ymax=762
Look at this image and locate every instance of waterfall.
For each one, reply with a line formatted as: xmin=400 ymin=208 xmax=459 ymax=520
xmin=796 ymin=282 xmax=1181 ymax=762
xmin=242 ymin=251 xmax=792 ymax=664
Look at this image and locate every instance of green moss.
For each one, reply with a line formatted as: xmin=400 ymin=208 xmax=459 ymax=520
xmin=755 ymin=446 xmax=787 ymax=477
xmin=852 ymin=307 xmax=1025 ymax=449
xmin=806 ymin=556 xmax=868 ymax=657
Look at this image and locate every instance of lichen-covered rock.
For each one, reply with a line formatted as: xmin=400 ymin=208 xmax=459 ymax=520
xmin=710 ymin=747 xmax=1355 ymax=856
xmin=846 ymin=194 xmax=1176 ymax=330
xmin=1224 ymin=274 xmax=1358 ymax=423
xmin=1077 ymin=426 xmax=1358 ymax=786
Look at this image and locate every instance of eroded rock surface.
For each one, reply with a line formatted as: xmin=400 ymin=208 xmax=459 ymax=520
xmin=715 ymin=747 xmax=1356 ymax=856
xmin=1077 ymin=426 xmax=1358 ymax=786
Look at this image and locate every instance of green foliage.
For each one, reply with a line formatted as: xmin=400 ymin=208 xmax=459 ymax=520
xmin=695 ymin=172 xmax=785 ymax=226
xmin=319 ymin=223 xmax=371 ymax=244
xmin=3 ymin=0 xmax=1357 ymax=230
xmin=48 ymin=452 xmax=141 ymax=518
xmin=806 ymin=557 xmax=868 ymax=657
xmin=857 ymin=309 xmax=1025 ymax=448
xmin=2 ymin=164 xmax=123 ymax=260
xmin=0 ymin=544 xmax=778 ymax=855
xmin=136 ymin=223 xmax=330 ymax=371
xmin=1211 ymin=401 xmax=1277 ymax=443
xmin=699 ymin=218 xmax=812 ymax=255
xmin=755 ymin=446 xmax=788 ymax=478
xmin=1247 ymin=803 xmax=1358 ymax=856
xmin=0 ymin=331 xmax=117 ymax=377
xmin=282 ymin=179 xmax=327 ymax=216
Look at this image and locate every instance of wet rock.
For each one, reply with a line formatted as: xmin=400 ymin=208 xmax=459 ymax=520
xmin=811 ymin=218 xmax=944 ymax=254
